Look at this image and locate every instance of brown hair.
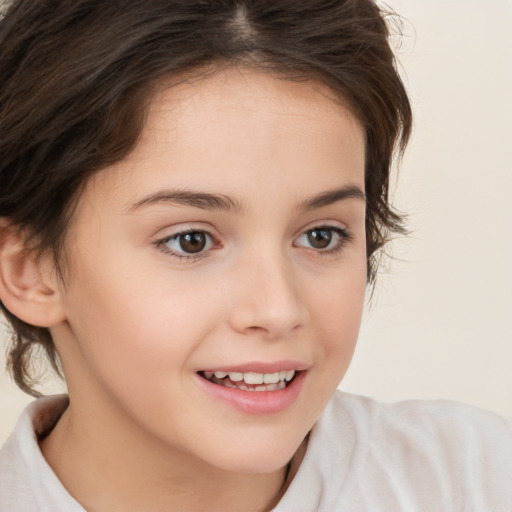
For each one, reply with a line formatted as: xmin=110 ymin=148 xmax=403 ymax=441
xmin=0 ymin=0 xmax=412 ymax=396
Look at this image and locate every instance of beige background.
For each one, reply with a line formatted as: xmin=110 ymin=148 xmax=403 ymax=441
xmin=1 ymin=0 xmax=511 ymax=443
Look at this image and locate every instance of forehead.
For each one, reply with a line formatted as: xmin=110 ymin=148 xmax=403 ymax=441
xmin=79 ymin=67 xmax=365 ymax=213
xmin=144 ymin=67 xmax=363 ymax=159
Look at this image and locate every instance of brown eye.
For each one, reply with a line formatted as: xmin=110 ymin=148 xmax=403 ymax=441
xmin=294 ymin=225 xmax=350 ymax=254
xmin=159 ymin=230 xmax=215 ymax=257
xmin=306 ymin=228 xmax=332 ymax=249
xmin=179 ymin=232 xmax=208 ymax=253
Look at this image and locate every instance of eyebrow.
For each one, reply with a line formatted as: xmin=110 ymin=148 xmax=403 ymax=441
xmin=126 ymin=189 xmax=244 ymax=214
xmin=126 ymin=184 xmax=365 ymax=214
xmin=297 ymin=185 xmax=366 ymax=210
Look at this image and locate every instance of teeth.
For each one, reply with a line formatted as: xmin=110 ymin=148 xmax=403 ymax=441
xmin=204 ymin=372 xmax=292 ymax=391
xmin=243 ymin=372 xmax=264 ymax=385
xmin=235 ymin=381 xmax=287 ymax=392
xmin=263 ymin=373 xmax=280 ymax=384
xmin=204 ymin=370 xmax=297 ymax=386
xmin=241 ymin=372 xmax=295 ymax=385
xmin=262 ymin=381 xmax=286 ymax=391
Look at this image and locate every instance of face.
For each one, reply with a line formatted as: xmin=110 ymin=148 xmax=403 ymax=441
xmin=52 ymin=68 xmax=367 ymax=474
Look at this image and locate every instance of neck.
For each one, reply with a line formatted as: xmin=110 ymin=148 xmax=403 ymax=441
xmin=39 ymin=394 xmax=300 ymax=512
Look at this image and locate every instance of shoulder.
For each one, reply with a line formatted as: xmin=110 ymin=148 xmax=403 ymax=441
xmin=329 ymin=391 xmax=512 ymax=451
xmin=0 ymin=395 xmax=83 ymax=512
xmin=330 ymin=390 xmax=512 ymax=434
xmin=298 ymin=391 xmax=512 ymax=511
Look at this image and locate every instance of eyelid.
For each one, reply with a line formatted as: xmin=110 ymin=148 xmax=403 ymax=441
xmin=293 ymin=224 xmax=353 ymax=255
xmin=152 ymin=221 xmax=353 ymax=262
xmin=153 ymin=225 xmax=221 ymax=261
xmin=293 ymin=220 xmax=351 ymax=241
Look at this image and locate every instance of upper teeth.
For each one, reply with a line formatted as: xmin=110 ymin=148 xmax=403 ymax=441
xmin=212 ymin=370 xmax=295 ymax=384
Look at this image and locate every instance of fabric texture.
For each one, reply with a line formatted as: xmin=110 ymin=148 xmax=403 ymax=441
xmin=1 ymin=391 xmax=511 ymax=511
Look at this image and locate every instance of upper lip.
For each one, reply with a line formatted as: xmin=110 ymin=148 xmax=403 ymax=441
xmin=198 ymin=361 xmax=310 ymax=374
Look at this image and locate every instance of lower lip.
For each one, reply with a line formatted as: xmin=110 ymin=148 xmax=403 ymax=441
xmin=196 ymin=371 xmax=306 ymax=415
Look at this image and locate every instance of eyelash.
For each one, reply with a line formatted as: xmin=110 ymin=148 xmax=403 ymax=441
xmin=154 ymin=225 xmax=352 ymax=262
xmin=154 ymin=229 xmax=219 ymax=262
xmin=294 ymin=226 xmax=352 ymax=257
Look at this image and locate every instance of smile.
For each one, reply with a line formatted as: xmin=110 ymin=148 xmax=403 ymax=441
xmin=201 ymin=370 xmax=296 ymax=392
xmin=196 ymin=363 xmax=307 ymax=414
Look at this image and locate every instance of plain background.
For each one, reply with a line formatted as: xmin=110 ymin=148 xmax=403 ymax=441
xmin=1 ymin=0 xmax=511 ymax=443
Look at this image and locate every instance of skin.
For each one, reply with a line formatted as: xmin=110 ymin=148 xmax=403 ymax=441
xmin=38 ymin=67 xmax=367 ymax=512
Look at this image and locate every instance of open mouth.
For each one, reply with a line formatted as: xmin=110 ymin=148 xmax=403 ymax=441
xmin=199 ymin=370 xmax=297 ymax=392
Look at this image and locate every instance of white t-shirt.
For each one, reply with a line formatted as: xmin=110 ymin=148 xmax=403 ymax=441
xmin=1 ymin=391 xmax=511 ymax=511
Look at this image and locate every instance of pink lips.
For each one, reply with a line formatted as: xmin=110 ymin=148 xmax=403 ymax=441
xmin=200 ymin=360 xmax=310 ymax=374
xmin=196 ymin=362 xmax=308 ymax=415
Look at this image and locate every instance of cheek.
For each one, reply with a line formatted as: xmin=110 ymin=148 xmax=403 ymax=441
xmin=64 ymin=230 xmax=224 ymax=375
xmin=71 ymin=285 xmax=211 ymax=359
xmin=61 ymin=283 xmax=224 ymax=435
xmin=62 ymin=258 xmax=221 ymax=395
xmin=307 ymin=258 xmax=367 ymax=363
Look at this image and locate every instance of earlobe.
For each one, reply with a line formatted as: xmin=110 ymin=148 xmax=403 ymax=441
xmin=0 ymin=220 xmax=66 ymax=328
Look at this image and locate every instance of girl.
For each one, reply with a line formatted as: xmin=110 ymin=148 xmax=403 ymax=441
xmin=0 ymin=1 xmax=510 ymax=511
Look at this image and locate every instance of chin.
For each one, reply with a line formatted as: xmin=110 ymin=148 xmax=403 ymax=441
xmin=206 ymin=431 xmax=308 ymax=475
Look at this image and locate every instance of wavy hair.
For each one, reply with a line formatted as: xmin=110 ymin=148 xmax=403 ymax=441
xmin=0 ymin=0 xmax=412 ymax=395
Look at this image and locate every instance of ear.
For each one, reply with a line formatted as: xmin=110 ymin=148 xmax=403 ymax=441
xmin=0 ymin=220 xmax=66 ymax=328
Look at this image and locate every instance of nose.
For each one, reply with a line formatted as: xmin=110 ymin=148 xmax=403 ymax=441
xmin=227 ymin=252 xmax=309 ymax=340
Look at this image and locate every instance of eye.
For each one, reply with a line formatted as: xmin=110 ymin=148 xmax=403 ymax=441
xmin=156 ymin=229 xmax=216 ymax=259
xmin=294 ymin=226 xmax=351 ymax=253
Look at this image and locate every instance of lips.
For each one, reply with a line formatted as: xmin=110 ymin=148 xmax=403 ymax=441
xmin=196 ymin=363 xmax=307 ymax=414
xmin=200 ymin=370 xmax=296 ymax=391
